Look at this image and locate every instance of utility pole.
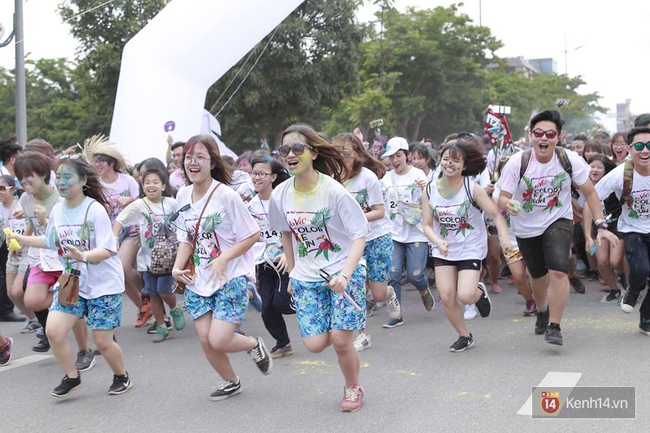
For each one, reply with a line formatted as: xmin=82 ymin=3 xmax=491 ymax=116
xmin=14 ymin=0 xmax=27 ymax=146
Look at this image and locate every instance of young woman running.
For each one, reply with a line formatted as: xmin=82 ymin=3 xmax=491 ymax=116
xmin=332 ymin=132 xmax=400 ymax=352
xmin=10 ymin=157 xmax=132 ymax=397
xmin=268 ymin=124 xmax=368 ymax=412
xmin=247 ymin=156 xmax=295 ymax=358
xmin=422 ymin=139 xmax=512 ymax=352
xmin=171 ymin=135 xmax=271 ymax=402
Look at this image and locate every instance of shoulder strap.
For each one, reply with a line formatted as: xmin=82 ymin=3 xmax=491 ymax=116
xmin=463 ymin=177 xmax=482 ymax=211
xmin=620 ymin=160 xmax=635 ymax=205
xmin=556 ymin=148 xmax=573 ymax=177
xmin=190 ymin=183 xmax=221 ymax=250
xmin=519 ymin=150 xmax=531 ymax=182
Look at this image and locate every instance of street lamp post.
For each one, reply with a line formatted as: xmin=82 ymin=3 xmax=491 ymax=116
xmin=564 ymin=34 xmax=585 ymax=76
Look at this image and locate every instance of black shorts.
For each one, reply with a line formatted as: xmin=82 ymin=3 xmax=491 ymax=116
xmin=433 ymin=258 xmax=483 ymax=272
xmin=591 ymin=220 xmax=623 ymax=240
xmin=516 ymin=218 xmax=573 ymax=279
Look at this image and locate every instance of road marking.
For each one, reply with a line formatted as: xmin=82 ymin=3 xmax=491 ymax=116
xmin=0 ymin=354 xmax=53 ymax=372
xmin=517 ymin=371 xmax=582 ymax=416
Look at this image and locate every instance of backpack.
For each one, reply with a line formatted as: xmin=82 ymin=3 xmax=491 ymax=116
xmin=142 ymin=198 xmax=178 ymax=276
xmin=619 ymin=160 xmax=635 ymax=206
xmin=519 ymin=147 xmax=578 ymax=199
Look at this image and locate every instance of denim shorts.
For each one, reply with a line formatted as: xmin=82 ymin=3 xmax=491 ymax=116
xmin=142 ymin=272 xmax=175 ymax=296
xmin=363 ymin=233 xmax=393 ymax=283
xmin=184 ymin=276 xmax=248 ymax=324
xmin=290 ymin=264 xmax=366 ymax=338
xmin=516 ymin=218 xmax=573 ymax=278
xmin=50 ymin=290 xmax=123 ymax=330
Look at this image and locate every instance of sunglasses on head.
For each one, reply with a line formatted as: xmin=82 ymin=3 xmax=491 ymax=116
xmin=532 ymin=129 xmax=558 ymax=139
xmin=632 ymin=141 xmax=650 ymax=151
xmin=277 ymin=142 xmax=314 ymax=157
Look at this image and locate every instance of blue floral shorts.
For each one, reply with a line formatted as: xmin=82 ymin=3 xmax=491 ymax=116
xmin=50 ymin=291 xmax=123 ymax=330
xmin=363 ymin=233 xmax=393 ymax=283
xmin=290 ymin=264 xmax=366 ymax=338
xmin=184 ymin=276 xmax=248 ymax=324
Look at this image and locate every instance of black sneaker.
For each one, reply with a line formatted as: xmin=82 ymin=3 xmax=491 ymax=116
xmin=621 ymin=290 xmax=639 ymax=313
xmin=606 ymin=289 xmax=621 ymax=303
xmin=209 ymin=379 xmax=242 ymax=401
xmin=449 ymin=334 xmax=474 ymax=352
xmin=147 ymin=317 xmax=172 ymax=334
xmin=51 ymin=374 xmax=81 ymax=398
xmin=270 ymin=344 xmax=293 ymax=359
xmin=32 ymin=336 xmax=50 ymax=353
xmin=108 ymin=372 xmax=132 ymax=395
xmin=639 ymin=319 xmax=650 ymax=336
xmin=618 ymin=273 xmax=628 ymax=290
xmin=545 ymin=323 xmax=563 ymax=346
xmin=586 ymin=270 xmax=599 ymax=281
xmin=75 ymin=349 xmax=96 ymax=372
xmin=249 ymin=337 xmax=273 ymax=375
xmin=0 ymin=337 xmax=13 ymax=366
xmin=569 ymin=276 xmax=585 ymax=294
xmin=535 ymin=307 xmax=549 ymax=335
xmin=475 ymin=282 xmax=492 ymax=318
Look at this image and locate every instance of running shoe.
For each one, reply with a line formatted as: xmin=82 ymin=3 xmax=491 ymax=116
xmin=152 ymin=325 xmax=170 ymax=343
xmin=463 ymin=304 xmax=477 ymax=320
xmin=353 ymin=333 xmax=372 ymax=352
xmin=366 ymin=296 xmax=377 ymax=318
xmin=475 ymin=282 xmax=492 ymax=318
xmin=490 ymin=283 xmax=503 ymax=294
xmin=420 ymin=288 xmax=435 ymax=311
xmin=148 ymin=317 xmax=172 ymax=334
xmin=606 ymin=289 xmax=621 ymax=303
xmin=449 ymin=334 xmax=474 ymax=352
xmin=249 ymin=337 xmax=272 ymax=375
xmin=569 ymin=276 xmax=585 ymax=294
xmin=523 ymin=300 xmax=537 ymax=316
xmin=108 ymin=372 xmax=132 ymax=395
xmin=135 ymin=301 xmax=153 ymax=328
xmin=535 ymin=307 xmax=549 ymax=335
xmin=386 ymin=286 xmax=401 ymax=320
xmin=209 ymin=379 xmax=241 ymax=401
xmin=340 ymin=384 xmax=364 ymax=412
xmin=270 ymin=344 xmax=293 ymax=359
xmin=52 ymin=374 xmax=81 ymax=398
xmin=248 ymin=283 xmax=263 ymax=312
xmin=75 ymin=349 xmax=96 ymax=372
xmin=639 ymin=319 xmax=650 ymax=336
xmin=0 ymin=337 xmax=13 ymax=366
xmin=169 ymin=306 xmax=186 ymax=331
xmin=382 ymin=317 xmax=403 ymax=329
xmin=21 ymin=319 xmax=41 ymax=334
xmin=35 ymin=327 xmax=45 ymax=339
xmin=32 ymin=336 xmax=50 ymax=353
xmin=545 ymin=323 xmax=563 ymax=346
xmin=621 ymin=290 xmax=639 ymax=313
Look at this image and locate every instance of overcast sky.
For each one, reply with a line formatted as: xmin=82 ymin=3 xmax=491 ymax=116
xmin=1 ymin=0 xmax=649 ymax=131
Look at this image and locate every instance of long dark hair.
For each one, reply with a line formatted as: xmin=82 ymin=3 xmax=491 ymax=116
xmin=250 ymin=156 xmax=290 ymax=189
xmin=438 ymin=138 xmax=487 ymax=178
xmin=183 ymin=135 xmax=232 ymax=185
xmin=332 ymin=132 xmax=386 ymax=180
xmin=282 ymin=124 xmax=348 ymax=183
xmin=56 ymin=158 xmax=110 ymax=209
xmin=410 ymin=143 xmax=437 ymax=171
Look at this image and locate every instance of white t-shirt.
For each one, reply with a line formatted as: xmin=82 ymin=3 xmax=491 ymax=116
xmin=595 ymin=163 xmax=650 ymax=234
xmin=380 ymin=166 xmax=428 ymax=243
xmin=248 ymin=195 xmax=283 ymax=265
xmin=497 ymin=149 xmax=589 ymax=238
xmin=228 ymin=170 xmax=255 ymax=202
xmin=44 ymin=197 xmax=124 ymax=299
xmin=169 ymin=169 xmax=185 ymax=190
xmin=101 ymin=173 xmax=140 ymax=223
xmin=0 ymin=200 xmax=28 ymax=263
xmin=20 ymin=190 xmax=63 ymax=270
xmin=269 ymin=173 xmax=368 ymax=282
xmin=175 ymin=180 xmax=259 ymax=296
xmin=344 ymin=167 xmax=391 ymax=241
xmin=115 ymin=197 xmax=179 ymax=272
xmin=427 ymin=179 xmax=488 ymax=261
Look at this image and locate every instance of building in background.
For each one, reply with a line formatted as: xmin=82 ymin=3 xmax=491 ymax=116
xmin=616 ymin=99 xmax=633 ymax=132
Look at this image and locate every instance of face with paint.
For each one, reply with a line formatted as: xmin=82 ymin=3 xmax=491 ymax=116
xmin=55 ymin=163 xmax=85 ymax=200
xmin=282 ymin=132 xmax=316 ymax=177
xmin=439 ymin=148 xmax=465 ymax=178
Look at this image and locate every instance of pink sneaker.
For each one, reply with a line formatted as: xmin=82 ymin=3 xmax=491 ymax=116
xmin=490 ymin=283 xmax=503 ymax=294
xmin=340 ymin=384 xmax=364 ymax=412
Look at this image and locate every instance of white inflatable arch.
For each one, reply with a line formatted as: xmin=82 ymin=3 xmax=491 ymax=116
xmin=110 ymin=0 xmax=304 ymax=165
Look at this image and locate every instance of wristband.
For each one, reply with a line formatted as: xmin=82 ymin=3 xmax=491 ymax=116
xmin=340 ymin=273 xmax=349 ymax=282
xmin=82 ymin=252 xmax=87 ymax=263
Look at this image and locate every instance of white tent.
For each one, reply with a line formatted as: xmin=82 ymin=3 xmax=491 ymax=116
xmin=109 ymin=0 xmax=304 ymax=165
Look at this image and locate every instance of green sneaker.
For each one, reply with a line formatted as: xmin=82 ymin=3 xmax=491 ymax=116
xmin=169 ymin=306 xmax=186 ymax=331
xmin=152 ymin=325 xmax=170 ymax=343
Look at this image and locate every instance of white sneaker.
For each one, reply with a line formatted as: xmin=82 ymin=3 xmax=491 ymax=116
xmin=387 ymin=286 xmax=401 ymax=320
xmin=464 ymin=304 xmax=478 ymax=320
xmin=353 ymin=333 xmax=372 ymax=352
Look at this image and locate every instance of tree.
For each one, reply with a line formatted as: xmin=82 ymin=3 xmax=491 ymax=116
xmin=58 ymin=0 xmax=170 ymax=136
xmin=207 ymin=0 xmax=364 ymax=152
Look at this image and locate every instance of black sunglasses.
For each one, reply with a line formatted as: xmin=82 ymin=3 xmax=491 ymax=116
xmin=278 ymin=142 xmax=314 ymax=157
xmin=170 ymin=204 xmax=191 ymax=222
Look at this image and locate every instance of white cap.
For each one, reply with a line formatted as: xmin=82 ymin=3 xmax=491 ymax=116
xmin=383 ymin=137 xmax=409 ymax=157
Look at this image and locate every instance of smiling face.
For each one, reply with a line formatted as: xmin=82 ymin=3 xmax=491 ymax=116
xmin=282 ymin=132 xmax=315 ymax=177
xmin=142 ymin=172 xmax=164 ymax=201
xmin=411 ymin=151 xmax=428 ymax=172
xmin=20 ymin=172 xmax=46 ymax=195
xmin=55 ymin=164 xmax=84 ymax=200
xmin=389 ymin=150 xmax=409 ymax=175
xmin=251 ymin=162 xmax=276 ymax=195
xmin=611 ymin=136 xmax=628 ymax=161
xmin=439 ymin=148 xmax=465 ymax=178
xmin=531 ymin=120 xmax=560 ymax=163
xmin=629 ymin=132 xmax=650 ymax=173
xmin=93 ymin=155 xmax=111 ymax=177
xmin=183 ymin=142 xmax=213 ymax=185
xmin=0 ymin=179 xmax=14 ymax=206
xmin=589 ymin=159 xmax=606 ymax=183
xmin=571 ymin=139 xmax=585 ymax=156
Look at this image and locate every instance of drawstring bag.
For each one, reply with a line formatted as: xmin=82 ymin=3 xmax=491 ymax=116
xmin=57 ymin=202 xmax=93 ymax=306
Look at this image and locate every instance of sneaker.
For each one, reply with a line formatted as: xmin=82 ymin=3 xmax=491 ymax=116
xmin=148 ymin=317 xmax=172 ymax=334
xmin=606 ymin=289 xmax=621 ymax=302
xmin=498 ymin=265 xmax=511 ymax=279
xmin=209 ymin=378 xmax=242 ymax=401
xmin=569 ymin=276 xmax=585 ymax=294
xmin=490 ymin=283 xmax=503 ymax=294
xmin=35 ymin=327 xmax=45 ymax=339
xmin=507 ymin=276 xmax=515 ymax=285
xmin=618 ymin=273 xmax=628 ymax=290
xmin=340 ymin=384 xmax=364 ymax=412
xmin=449 ymin=334 xmax=474 ymax=352
xmin=169 ymin=306 xmax=186 ymax=331
xmin=366 ymin=296 xmax=377 ymax=317
xmin=621 ymin=290 xmax=639 ymax=313
xmin=475 ymin=282 xmax=492 ymax=318
xmin=463 ymin=304 xmax=478 ymax=320
xmin=0 ymin=337 xmax=13 ymax=366
xmin=523 ymin=300 xmax=537 ymax=316
xmin=386 ymin=286 xmax=401 ymax=320
xmin=248 ymin=284 xmax=263 ymax=312
xmin=586 ymin=270 xmax=599 ymax=281
xmin=382 ymin=317 xmax=404 ymax=329
xmin=248 ymin=337 xmax=272 ymax=375
xmin=135 ymin=302 xmax=153 ymax=328
xmin=51 ymin=374 xmax=81 ymax=398
xmin=545 ymin=323 xmax=563 ymax=346
xmin=108 ymin=372 xmax=133 ymax=395
xmin=353 ymin=333 xmax=372 ymax=352
xmin=535 ymin=307 xmax=549 ymax=335
xmin=420 ymin=287 xmax=435 ymax=311
xmin=32 ymin=336 xmax=50 ymax=353
xmin=75 ymin=349 xmax=96 ymax=372
xmin=270 ymin=344 xmax=293 ymax=359
xmin=21 ymin=319 xmax=42 ymax=334
xmin=639 ymin=319 xmax=650 ymax=336
xmin=152 ymin=325 xmax=170 ymax=343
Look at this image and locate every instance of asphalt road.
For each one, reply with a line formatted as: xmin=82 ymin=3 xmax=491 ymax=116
xmin=2 ymin=279 xmax=648 ymax=433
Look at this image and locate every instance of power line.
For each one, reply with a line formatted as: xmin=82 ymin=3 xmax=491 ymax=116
xmin=57 ymin=0 xmax=118 ymax=22
xmin=208 ymin=49 xmax=256 ymax=114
